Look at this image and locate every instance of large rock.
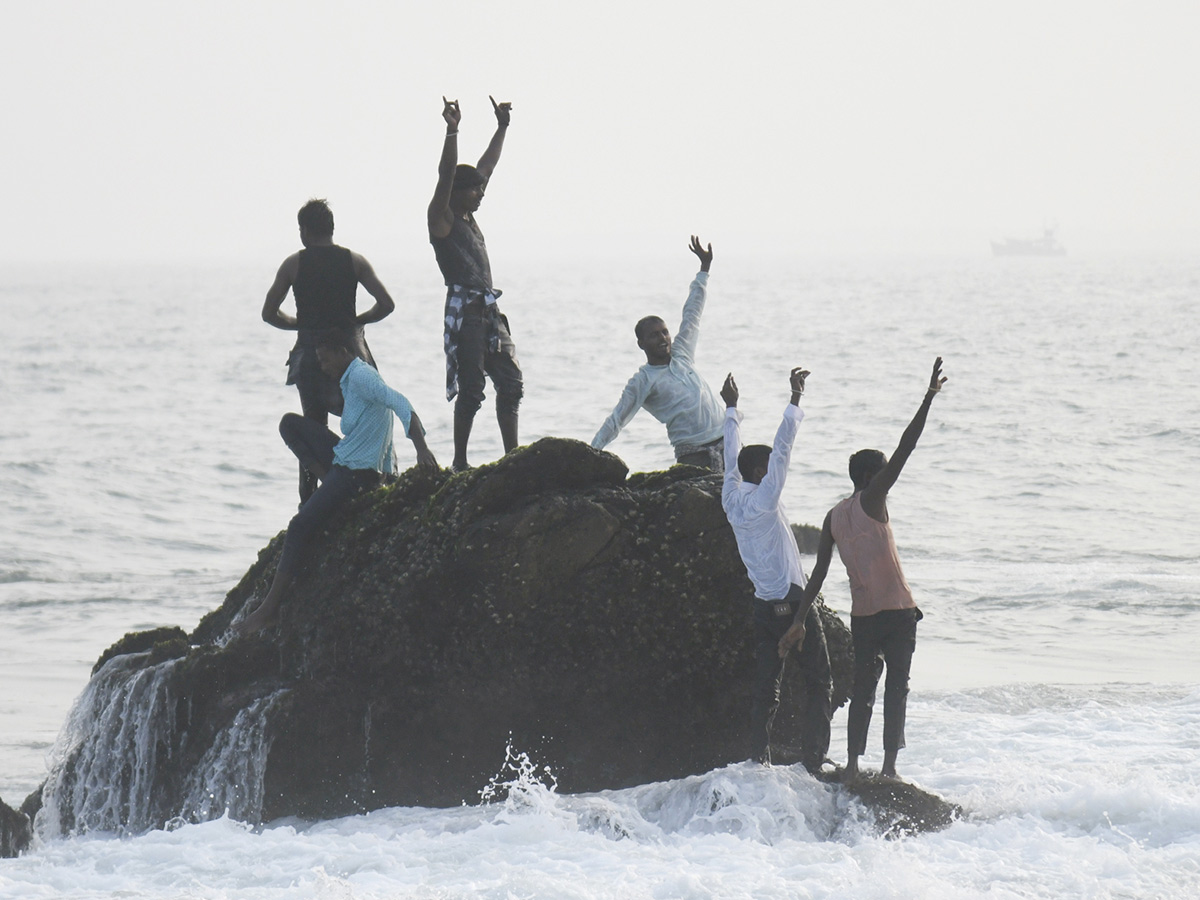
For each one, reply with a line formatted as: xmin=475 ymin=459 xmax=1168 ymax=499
xmin=32 ymin=438 xmax=955 ymax=834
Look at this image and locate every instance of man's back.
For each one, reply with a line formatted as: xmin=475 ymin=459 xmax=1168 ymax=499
xmin=829 ymin=494 xmax=915 ymax=617
xmin=294 ymin=245 xmax=358 ymax=331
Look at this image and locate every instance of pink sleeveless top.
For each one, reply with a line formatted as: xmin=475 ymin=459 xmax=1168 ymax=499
xmin=829 ymin=494 xmax=916 ymax=617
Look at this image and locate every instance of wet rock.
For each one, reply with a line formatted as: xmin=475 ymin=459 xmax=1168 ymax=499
xmin=819 ymin=771 xmax=963 ymax=836
xmin=41 ymin=438 xmax=957 ymax=834
xmin=1 ymin=794 xmax=31 ymax=858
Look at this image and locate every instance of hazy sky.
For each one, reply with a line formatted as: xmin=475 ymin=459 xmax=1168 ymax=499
xmin=4 ymin=0 xmax=1198 ymax=263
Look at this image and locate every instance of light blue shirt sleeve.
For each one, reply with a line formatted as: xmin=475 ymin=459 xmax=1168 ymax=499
xmin=349 ymin=364 xmax=414 ymax=437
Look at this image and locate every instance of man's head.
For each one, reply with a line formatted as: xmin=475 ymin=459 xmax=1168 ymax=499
xmin=297 ymin=198 xmax=335 ymax=245
xmin=635 ymin=316 xmax=672 ymax=365
xmin=848 ymin=449 xmax=887 ymax=490
xmin=449 ymin=165 xmax=487 ymax=215
xmin=738 ymin=444 xmax=772 ymax=485
xmin=314 ymin=330 xmax=357 ymax=379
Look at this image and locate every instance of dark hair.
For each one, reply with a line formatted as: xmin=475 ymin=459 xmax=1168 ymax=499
xmin=297 ymin=198 xmax=334 ymax=238
xmin=452 ymin=164 xmax=486 ymax=189
xmin=313 ymin=328 xmax=357 ymax=356
xmin=738 ymin=445 xmax=772 ymax=481
xmin=849 ymin=449 xmax=887 ymax=487
xmin=635 ymin=315 xmax=665 ymax=342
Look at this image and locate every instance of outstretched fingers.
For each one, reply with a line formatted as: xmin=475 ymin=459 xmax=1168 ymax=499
xmin=929 ymin=356 xmax=947 ymax=392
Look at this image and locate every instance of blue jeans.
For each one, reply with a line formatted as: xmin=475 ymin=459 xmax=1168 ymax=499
xmin=276 ymin=413 xmax=380 ymax=576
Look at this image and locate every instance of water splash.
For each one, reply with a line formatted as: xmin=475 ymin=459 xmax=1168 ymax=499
xmin=478 ymin=739 xmax=559 ymax=809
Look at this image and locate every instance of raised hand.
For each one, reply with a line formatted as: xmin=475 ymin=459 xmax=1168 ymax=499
xmin=490 ymin=95 xmax=512 ymax=127
xmin=720 ymin=373 xmax=739 ymax=408
xmin=442 ymin=97 xmax=462 ymax=130
xmin=790 ymin=367 xmax=810 ymax=396
xmin=928 ymin=356 xmax=947 ymax=393
xmin=688 ymin=235 xmax=713 ymax=272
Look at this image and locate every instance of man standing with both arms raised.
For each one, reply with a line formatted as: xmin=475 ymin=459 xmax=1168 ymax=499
xmin=721 ymin=367 xmax=831 ymax=770
xmin=779 ymin=358 xmax=948 ymax=781
xmin=429 ymin=96 xmax=523 ymax=471
xmin=592 ymin=237 xmax=725 ymax=471
xmin=262 ymin=199 xmax=397 ymax=502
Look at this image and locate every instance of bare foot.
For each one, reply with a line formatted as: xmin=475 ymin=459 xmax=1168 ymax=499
xmin=231 ymin=603 xmax=277 ymax=638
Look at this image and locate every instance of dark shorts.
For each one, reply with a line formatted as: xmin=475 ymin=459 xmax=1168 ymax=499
xmin=454 ymin=308 xmax=523 ymax=416
xmin=286 ymin=327 xmax=376 ymax=420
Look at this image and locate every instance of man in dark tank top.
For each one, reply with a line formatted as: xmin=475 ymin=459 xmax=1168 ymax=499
xmin=262 ymin=198 xmax=397 ymax=501
xmin=429 ymin=96 xmax=523 ymax=472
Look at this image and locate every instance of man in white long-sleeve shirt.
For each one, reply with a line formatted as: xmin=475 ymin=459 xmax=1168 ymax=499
xmin=591 ymin=237 xmax=726 ymax=471
xmin=721 ymin=367 xmax=831 ymax=769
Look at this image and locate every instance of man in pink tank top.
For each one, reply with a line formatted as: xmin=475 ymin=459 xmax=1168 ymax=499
xmin=779 ymin=358 xmax=947 ymax=781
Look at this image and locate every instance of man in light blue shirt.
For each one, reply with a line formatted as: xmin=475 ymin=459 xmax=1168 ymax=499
xmin=238 ymin=331 xmax=438 ymax=635
xmin=591 ymin=237 xmax=726 ymax=471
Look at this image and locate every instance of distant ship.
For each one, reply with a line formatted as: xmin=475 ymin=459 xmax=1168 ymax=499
xmin=991 ymin=227 xmax=1066 ymax=257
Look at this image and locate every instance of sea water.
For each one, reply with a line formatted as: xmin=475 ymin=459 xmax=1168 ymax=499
xmin=1 ymin=254 xmax=1198 ymax=897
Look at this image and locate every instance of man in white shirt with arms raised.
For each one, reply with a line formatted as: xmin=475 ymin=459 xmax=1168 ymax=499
xmin=721 ymin=366 xmax=831 ymax=770
xmin=592 ymin=237 xmax=726 ymax=471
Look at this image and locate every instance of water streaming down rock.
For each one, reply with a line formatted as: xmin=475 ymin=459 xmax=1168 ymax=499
xmin=37 ymin=651 xmax=287 ymax=837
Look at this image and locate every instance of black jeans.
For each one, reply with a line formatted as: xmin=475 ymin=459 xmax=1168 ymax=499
xmin=276 ymin=413 xmax=380 ymax=576
xmin=847 ymin=607 xmax=922 ymax=757
xmin=751 ymin=586 xmax=832 ymax=770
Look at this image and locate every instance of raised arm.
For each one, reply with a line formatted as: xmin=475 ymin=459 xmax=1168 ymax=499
xmin=861 ymin=357 xmax=947 ymax=517
xmin=777 ymin=511 xmax=834 ymax=657
xmin=672 ymin=236 xmax=713 ymax=362
xmin=261 ymin=254 xmax=300 ymax=330
xmin=428 ymin=97 xmax=462 ymax=239
xmin=352 ymin=253 xmax=396 ymax=325
xmin=746 ymin=367 xmax=809 ymax=512
xmin=720 ymin=373 xmax=742 ymax=496
xmin=475 ymin=95 xmax=511 ymax=180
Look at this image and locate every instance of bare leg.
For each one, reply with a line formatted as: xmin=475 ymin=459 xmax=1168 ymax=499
xmin=844 ymin=753 xmax=861 ymax=783
xmin=881 ymin=748 xmax=899 ymax=779
xmin=453 ymin=409 xmax=474 ymax=471
xmin=498 ymin=410 xmax=519 ymax=454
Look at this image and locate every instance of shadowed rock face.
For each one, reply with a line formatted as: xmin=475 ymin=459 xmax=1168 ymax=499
xmin=1 ymin=795 xmax=31 ymax=858
xmin=28 ymin=438 xmax=956 ymax=835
